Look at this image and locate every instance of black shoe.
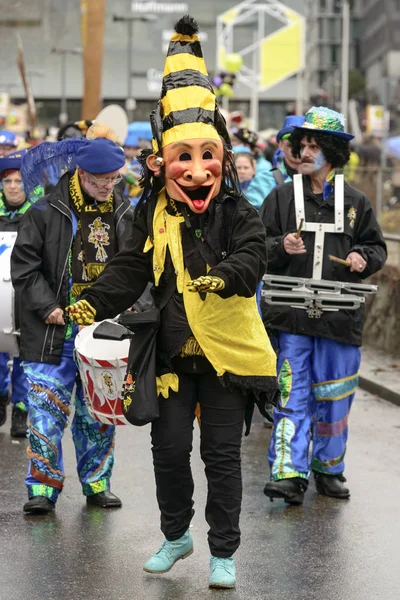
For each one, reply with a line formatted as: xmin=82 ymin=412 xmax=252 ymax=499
xmin=86 ymin=491 xmax=122 ymax=508
xmin=314 ymin=473 xmax=350 ymax=499
xmin=23 ymin=496 xmax=55 ymax=515
xmin=263 ymin=478 xmax=308 ymax=505
xmin=0 ymin=393 xmax=9 ymax=427
xmin=10 ymin=405 xmax=28 ymax=438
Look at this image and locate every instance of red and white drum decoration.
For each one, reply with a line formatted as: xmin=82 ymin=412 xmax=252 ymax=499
xmin=75 ymin=322 xmax=130 ymax=426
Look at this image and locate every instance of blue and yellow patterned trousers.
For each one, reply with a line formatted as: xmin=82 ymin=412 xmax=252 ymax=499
xmin=268 ymin=333 xmax=361 ymax=480
xmin=22 ymin=339 xmax=116 ymax=503
xmin=0 ymin=353 xmax=29 ymax=411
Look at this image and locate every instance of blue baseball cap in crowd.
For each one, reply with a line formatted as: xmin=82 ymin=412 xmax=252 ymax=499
xmin=232 ymin=144 xmax=252 ymax=155
xmin=0 ymin=130 xmax=18 ymax=148
xmin=0 ymin=149 xmax=27 ymax=176
xmin=276 ymin=115 xmax=306 ymax=142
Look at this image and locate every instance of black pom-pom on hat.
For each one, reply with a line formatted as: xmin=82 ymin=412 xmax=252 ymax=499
xmin=174 ymin=15 xmax=199 ymax=36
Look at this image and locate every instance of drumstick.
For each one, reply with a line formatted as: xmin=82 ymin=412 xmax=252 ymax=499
xmin=329 ymin=255 xmax=350 ymax=267
xmin=295 ymin=218 xmax=304 ymax=239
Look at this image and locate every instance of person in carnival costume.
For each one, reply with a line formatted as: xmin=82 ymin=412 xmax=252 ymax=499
xmin=11 ymin=126 xmax=133 ymax=514
xmin=0 ymin=149 xmax=42 ymax=437
xmin=262 ymin=107 xmax=386 ymax=505
xmin=66 ymin=16 xmax=278 ymax=590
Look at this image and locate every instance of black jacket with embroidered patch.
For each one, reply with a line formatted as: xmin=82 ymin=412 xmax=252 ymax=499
xmin=11 ymin=173 xmax=134 ymax=364
xmin=261 ymin=175 xmax=387 ymax=346
xmin=81 ymin=192 xmax=267 ymax=369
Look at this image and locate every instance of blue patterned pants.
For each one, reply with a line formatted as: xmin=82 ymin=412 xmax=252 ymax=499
xmin=0 ymin=353 xmax=29 ymax=411
xmin=22 ymin=342 xmax=116 ymax=503
xmin=268 ymin=333 xmax=361 ymax=480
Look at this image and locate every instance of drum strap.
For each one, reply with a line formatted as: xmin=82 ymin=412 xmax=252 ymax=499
xmin=293 ymin=174 xmax=345 ymax=280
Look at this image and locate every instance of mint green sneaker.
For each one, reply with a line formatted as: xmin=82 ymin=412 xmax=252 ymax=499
xmin=209 ymin=556 xmax=236 ymax=589
xmin=143 ymin=530 xmax=193 ymax=574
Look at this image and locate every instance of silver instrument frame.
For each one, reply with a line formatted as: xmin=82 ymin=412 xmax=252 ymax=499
xmin=262 ymin=275 xmax=378 ymax=319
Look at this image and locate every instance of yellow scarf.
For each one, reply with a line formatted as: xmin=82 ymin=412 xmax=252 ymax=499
xmin=145 ymin=190 xmax=276 ymax=397
xmin=69 ymin=170 xmax=115 ymax=298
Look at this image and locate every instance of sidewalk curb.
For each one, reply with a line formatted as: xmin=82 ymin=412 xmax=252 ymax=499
xmin=358 ymin=375 xmax=400 ymax=408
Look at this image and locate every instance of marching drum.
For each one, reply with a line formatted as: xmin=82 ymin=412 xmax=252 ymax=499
xmin=75 ymin=322 xmax=130 ymax=426
xmin=0 ymin=232 xmax=19 ymax=355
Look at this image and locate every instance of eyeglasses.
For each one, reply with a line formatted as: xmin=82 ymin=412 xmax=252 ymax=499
xmin=2 ymin=178 xmax=23 ymax=187
xmin=86 ymin=173 xmax=123 ymax=188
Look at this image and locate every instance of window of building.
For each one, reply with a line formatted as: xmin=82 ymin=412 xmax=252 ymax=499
xmin=333 ymin=0 xmax=341 ymax=13
xmin=328 ymin=18 xmax=337 ymax=40
xmin=318 ymin=17 xmax=325 ymax=39
xmin=352 ymin=19 xmax=360 ymax=40
xmin=319 ymin=0 xmax=327 ymax=12
xmin=330 ymin=44 xmax=340 ymax=64
xmin=354 ymin=42 xmax=361 ymax=70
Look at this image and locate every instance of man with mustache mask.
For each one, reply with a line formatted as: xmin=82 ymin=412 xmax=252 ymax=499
xmin=66 ymin=16 xmax=278 ymax=590
xmin=261 ymin=107 xmax=386 ymax=505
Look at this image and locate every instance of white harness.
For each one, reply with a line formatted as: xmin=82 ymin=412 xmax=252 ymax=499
xmin=293 ymin=173 xmax=344 ymax=280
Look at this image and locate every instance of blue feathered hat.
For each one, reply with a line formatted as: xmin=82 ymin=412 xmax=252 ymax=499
xmin=0 ymin=149 xmax=27 ymax=176
xmin=21 ymin=138 xmax=87 ymax=197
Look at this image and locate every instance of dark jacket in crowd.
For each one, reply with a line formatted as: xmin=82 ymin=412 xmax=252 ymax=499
xmin=0 ymin=195 xmax=31 ymax=232
xmin=11 ymin=173 xmax=134 ymax=365
xmin=261 ymin=175 xmax=387 ymax=346
xmin=80 ymin=193 xmax=267 ymax=372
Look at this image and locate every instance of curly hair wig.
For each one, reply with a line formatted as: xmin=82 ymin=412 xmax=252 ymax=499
xmin=289 ymin=130 xmax=351 ymax=169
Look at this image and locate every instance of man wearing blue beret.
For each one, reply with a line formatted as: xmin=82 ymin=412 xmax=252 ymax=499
xmin=11 ymin=136 xmax=132 ymax=514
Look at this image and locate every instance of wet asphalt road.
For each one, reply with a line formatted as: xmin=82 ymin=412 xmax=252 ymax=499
xmin=0 ymin=389 xmax=399 ymax=600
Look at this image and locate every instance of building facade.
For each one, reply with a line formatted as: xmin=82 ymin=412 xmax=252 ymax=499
xmin=305 ymin=0 xmax=362 ymax=107
xmin=360 ymin=0 xmax=400 ymax=104
xmin=0 ymin=0 xmax=309 ymax=130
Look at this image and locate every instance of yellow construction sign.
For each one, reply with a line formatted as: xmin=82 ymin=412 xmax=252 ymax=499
xmin=217 ymin=1 xmax=305 ymax=93
xmin=260 ymin=8 xmax=304 ymax=90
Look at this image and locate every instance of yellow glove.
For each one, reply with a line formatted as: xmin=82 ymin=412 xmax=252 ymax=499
xmin=65 ymin=299 xmax=97 ymax=325
xmin=186 ymin=275 xmax=225 ymax=293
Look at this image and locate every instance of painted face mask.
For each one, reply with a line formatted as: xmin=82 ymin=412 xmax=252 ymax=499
xmin=162 ymin=138 xmax=224 ymax=214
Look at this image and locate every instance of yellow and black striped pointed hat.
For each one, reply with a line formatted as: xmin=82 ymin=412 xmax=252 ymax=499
xmin=151 ymin=15 xmax=230 ymax=153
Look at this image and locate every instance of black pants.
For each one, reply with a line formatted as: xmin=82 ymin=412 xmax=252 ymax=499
xmin=151 ymin=369 xmax=247 ymax=558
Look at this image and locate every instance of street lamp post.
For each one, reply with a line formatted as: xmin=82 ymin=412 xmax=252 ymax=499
xmin=51 ymin=48 xmax=82 ymax=125
xmin=341 ymin=0 xmax=350 ymax=124
xmin=112 ymin=14 xmax=156 ymax=122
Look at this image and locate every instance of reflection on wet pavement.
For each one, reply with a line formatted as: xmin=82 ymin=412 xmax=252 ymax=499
xmin=0 ymin=390 xmax=399 ymax=600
